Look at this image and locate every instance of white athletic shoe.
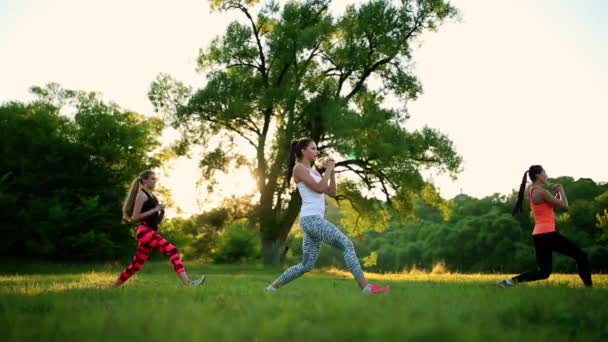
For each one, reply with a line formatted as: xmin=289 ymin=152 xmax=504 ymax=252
xmin=190 ymin=275 xmax=206 ymax=288
xmin=265 ymin=285 xmax=277 ymax=292
xmin=498 ymin=279 xmax=514 ymax=288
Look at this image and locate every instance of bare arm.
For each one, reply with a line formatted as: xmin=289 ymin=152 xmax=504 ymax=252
xmin=130 ymin=192 xmax=163 ymax=221
xmin=327 ymin=169 xmax=337 ymax=198
xmin=532 ymin=186 xmax=568 ymax=209
xmin=294 ymin=164 xmax=332 ymax=194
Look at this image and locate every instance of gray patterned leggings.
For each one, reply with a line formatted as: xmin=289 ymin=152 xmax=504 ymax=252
xmin=274 ymin=215 xmax=364 ymax=286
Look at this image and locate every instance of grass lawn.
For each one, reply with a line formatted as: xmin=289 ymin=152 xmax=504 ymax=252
xmin=1 ymin=262 xmax=607 ymax=341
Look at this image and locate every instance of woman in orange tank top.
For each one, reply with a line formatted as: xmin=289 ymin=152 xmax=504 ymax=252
xmin=499 ymin=165 xmax=592 ymax=287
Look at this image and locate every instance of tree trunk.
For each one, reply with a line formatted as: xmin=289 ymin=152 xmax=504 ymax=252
xmin=259 ymin=191 xmax=301 ymax=267
xmin=261 ymin=237 xmax=288 ymax=266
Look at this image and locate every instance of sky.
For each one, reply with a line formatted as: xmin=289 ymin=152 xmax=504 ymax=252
xmin=1 ymin=0 xmax=606 ymax=215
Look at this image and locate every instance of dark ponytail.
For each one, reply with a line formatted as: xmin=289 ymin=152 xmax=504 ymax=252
xmin=287 ymin=138 xmax=314 ymax=180
xmin=288 ymin=141 xmax=299 ymax=172
xmin=512 ymin=171 xmax=529 ymax=216
xmin=512 ymin=165 xmax=544 ymax=216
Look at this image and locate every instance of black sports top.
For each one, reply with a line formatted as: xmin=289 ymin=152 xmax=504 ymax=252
xmin=140 ymin=189 xmax=163 ymax=230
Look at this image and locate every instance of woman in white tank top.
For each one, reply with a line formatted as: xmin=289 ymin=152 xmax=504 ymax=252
xmin=266 ymin=139 xmax=390 ymax=294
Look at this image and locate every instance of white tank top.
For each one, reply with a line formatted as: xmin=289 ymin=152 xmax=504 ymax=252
xmin=297 ymin=168 xmax=325 ymax=217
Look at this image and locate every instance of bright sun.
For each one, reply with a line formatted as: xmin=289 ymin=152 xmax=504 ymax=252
xmin=160 ymin=156 xmax=258 ymax=217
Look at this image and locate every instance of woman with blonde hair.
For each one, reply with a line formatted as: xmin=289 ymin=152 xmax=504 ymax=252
xmin=113 ymin=170 xmax=205 ymax=287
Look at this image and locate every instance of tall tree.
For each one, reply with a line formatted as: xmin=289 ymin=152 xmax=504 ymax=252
xmin=150 ymin=0 xmax=462 ymax=265
xmin=0 ymin=84 xmax=164 ymax=259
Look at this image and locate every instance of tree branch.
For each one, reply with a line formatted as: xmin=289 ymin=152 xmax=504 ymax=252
xmin=300 ymin=43 xmax=322 ymax=76
xmin=343 ymin=12 xmax=426 ymax=102
xmin=274 ymin=62 xmax=291 ymax=86
xmin=320 ymin=67 xmax=342 ymax=78
xmin=340 ymin=164 xmax=375 ymax=189
xmin=375 ymin=169 xmax=393 ymax=205
xmin=226 ymin=62 xmax=263 ymax=72
xmin=241 ymin=116 xmax=261 ymax=135
xmin=320 ymin=52 xmax=338 ymax=67
xmin=344 ymin=57 xmax=392 ymax=102
xmin=335 ymin=159 xmax=373 ymax=171
xmin=336 ymin=70 xmax=353 ymax=98
xmin=200 ymin=115 xmax=258 ymax=148
xmin=236 ymin=4 xmax=269 ymax=86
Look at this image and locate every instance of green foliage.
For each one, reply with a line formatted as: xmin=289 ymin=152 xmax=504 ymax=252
xmin=286 ymin=176 xmax=608 ymax=274
xmin=596 ymin=208 xmax=608 ymax=242
xmin=212 ymin=224 xmax=260 ymax=263
xmin=0 ymin=84 xmax=162 ymax=260
xmin=151 ymin=0 xmax=462 ymax=264
xmin=160 ymin=195 xmax=257 ymax=262
xmin=333 ymin=180 xmax=392 ymax=237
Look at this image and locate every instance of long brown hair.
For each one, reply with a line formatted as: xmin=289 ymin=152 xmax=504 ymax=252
xmin=288 ymin=138 xmax=314 ymax=180
xmin=123 ymin=170 xmax=154 ymax=220
xmin=512 ymin=165 xmax=544 ymax=216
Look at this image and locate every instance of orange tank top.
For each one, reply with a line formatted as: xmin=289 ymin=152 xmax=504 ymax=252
xmin=529 ymin=185 xmax=556 ymax=235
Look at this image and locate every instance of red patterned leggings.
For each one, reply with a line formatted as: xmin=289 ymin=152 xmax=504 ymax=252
xmin=117 ymin=225 xmax=185 ymax=284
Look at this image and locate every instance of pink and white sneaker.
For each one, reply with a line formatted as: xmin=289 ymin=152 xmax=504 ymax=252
xmin=362 ymin=284 xmax=391 ymax=294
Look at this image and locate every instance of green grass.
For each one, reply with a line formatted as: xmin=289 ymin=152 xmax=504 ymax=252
xmin=1 ymin=262 xmax=607 ymax=341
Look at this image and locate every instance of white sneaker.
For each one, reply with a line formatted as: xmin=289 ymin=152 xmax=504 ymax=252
xmin=265 ymin=285 xmax=277 ymax=292
xmin=498 ymin=279 xmax=514 ymax=288
xmin=190 ymin=275 xmax=206 ymax=287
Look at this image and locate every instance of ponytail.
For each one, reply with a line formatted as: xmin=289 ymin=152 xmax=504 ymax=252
xmin=512 ymin=165 xmax=544 ymax=216
xmin=123 ymin=170 xmax=154 ymax=220
xmin=512 ymin=171 xmax=529 ymax=216
xmin=288 ymin=141 xmax=299 ymax=173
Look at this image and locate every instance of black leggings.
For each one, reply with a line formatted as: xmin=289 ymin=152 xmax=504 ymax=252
xmin=513 ymin=232 xmax=592 ymax=287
